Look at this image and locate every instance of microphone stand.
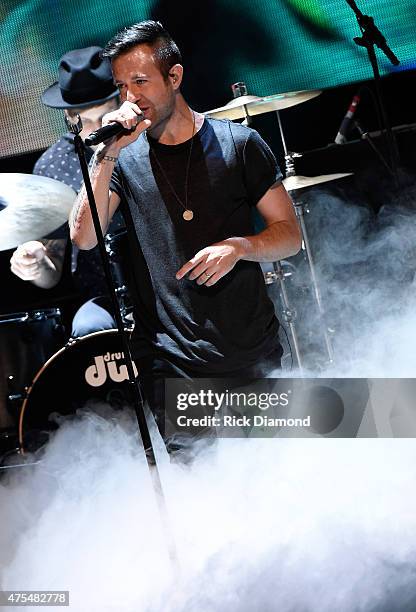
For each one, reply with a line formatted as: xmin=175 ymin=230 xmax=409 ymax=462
xmin=345 ymin=0 xmax=400 ymax=184
xmin=66 ymin=115 xmax=180 ymax=571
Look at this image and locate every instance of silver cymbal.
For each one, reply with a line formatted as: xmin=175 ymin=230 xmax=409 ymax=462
xmin=283 ymin=172 xmax=353 ymax=191
xmin=204 ymin=90 xmax=322 ymax=120
xmin=0 ymin=173 xmax=76 ymax=250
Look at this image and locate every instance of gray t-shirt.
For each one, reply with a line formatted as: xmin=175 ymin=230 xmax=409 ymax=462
xmin=110 ymin=118 xmax=282 ymax=374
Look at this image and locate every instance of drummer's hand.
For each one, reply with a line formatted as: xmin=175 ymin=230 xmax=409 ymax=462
xmin=10 ymin=241 xmax=47 ymax=281
xmin=100 ymin=102 xmax=151 ymax=153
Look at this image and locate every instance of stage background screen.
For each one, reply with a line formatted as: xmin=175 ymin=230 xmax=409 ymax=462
xmin=1 ymin=0 xmax=415 ymax=158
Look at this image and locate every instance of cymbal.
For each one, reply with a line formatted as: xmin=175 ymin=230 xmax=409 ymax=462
xmin=283 ymin=172 xmax=353 ymax=191
xmin=204 ymin=90 xmax=322 ymax=120
xmin=0 ymin=174 xmax=76 ymax=250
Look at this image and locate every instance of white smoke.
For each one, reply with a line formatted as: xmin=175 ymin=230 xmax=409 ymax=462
xmin=1 ymin=407 xmax=416 ymax=611
xmin=282 ymin=178 xmax=416 ymax=376
xmin=2 ymin=176 xmax=416 ymax=611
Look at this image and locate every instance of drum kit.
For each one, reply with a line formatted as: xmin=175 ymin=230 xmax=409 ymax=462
xmin=0 ymin=174 xmax=134 ymax=459
xmin=205 ymin=83 xmax=352 ymax=371
xmin=0 ymin=84 xmax=352 ymax=462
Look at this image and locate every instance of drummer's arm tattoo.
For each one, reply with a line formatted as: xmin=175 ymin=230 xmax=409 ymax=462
xmin=69 ymin=149 xmax=118 ymax=239
xmin=69 ymin=197 xmax=83 ymax=230
xmin=69 ymin=152 xmax=100 ymax=230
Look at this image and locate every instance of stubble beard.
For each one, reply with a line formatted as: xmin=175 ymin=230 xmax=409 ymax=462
xmin=147 ymin=89 xmax=176 ymax=139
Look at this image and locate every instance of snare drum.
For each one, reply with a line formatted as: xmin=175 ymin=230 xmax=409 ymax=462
xmin=18 ymin=329 xmax=138 ymax=450
xmin=0 ymin=308 xmax=63 ymax=427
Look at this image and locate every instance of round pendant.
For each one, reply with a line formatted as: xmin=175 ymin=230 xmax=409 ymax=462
xmin=183 ymin=209 xmax=194 ymax=221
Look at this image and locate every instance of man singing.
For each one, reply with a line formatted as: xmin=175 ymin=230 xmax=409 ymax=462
xmin=70 ymin=21 xmax=301 ymax=425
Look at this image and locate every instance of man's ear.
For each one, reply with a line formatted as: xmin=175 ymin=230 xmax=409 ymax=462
xmin=168 ymin=64 xmax=183 ymax=90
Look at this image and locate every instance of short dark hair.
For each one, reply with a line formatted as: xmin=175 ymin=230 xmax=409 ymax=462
xmin=102 ymin=20 xmax=182 ymax=80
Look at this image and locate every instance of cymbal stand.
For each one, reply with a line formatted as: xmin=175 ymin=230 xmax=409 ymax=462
xmin=265 ymin=260 xmax=304 ymax=372
xmin=276 ymin=110 xmax=334 ymax=364
xmin=257 ymin=110 xmax=301 ymax=370
xmin=231 ymin=82 xmax=252 ymax=126
xmin=291 ymin=196 xmax=334 ymax=363
xmin=276 ymin=110 xmax=294 ymax=175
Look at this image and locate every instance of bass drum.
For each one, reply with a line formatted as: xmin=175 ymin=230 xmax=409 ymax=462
xmin=19 ymin=329 xmax=138 ymax=451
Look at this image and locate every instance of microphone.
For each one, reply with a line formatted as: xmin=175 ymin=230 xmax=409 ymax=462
xmin=84 ymin=116 xmax=145 ymax=147
xmin=334 ymin=94 xmax=361 ymax=145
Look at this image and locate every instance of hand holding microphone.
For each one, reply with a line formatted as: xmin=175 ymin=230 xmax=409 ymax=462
xmin=84 ymin=101 xmax=151 ymax=147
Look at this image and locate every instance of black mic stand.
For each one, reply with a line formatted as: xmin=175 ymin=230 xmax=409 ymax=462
xmin=345 ymin=0 xmax=400 ymax=185
xmin=66 ymin=115 xmax=180 ymax=571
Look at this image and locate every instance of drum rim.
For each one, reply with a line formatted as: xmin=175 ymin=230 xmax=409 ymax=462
xmin=0 ymin=307 xmax=61 ymax=324
xmin=18 ymin=327 xmax=132 ymax=451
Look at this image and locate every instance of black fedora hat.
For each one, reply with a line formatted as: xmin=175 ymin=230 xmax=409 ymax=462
xmin=41 ymin=46 xmax=119 ymax=109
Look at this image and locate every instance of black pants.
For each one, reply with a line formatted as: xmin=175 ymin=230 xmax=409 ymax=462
xmin=136 ymin=347 xmax=283 ymax=439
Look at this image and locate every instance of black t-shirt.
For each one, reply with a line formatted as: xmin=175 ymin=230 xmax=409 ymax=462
xmin=110 ymin=118 xmax=282 ymax=373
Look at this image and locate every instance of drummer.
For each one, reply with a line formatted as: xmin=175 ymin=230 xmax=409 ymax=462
xmin=9 ymin=47 xmax=122 ymax=337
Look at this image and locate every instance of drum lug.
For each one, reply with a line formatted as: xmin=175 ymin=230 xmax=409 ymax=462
xmin=115 ymin=285 xmax=128 ymax=296
xmin=7 ymin=375 xmax=21 ymax=397
xmin=32 ymin=311 xmax=46 ymax=321
xmin=7 ymin=376 xmax=26 ymax=415
xmin=282 ymin=308 xmax=297 ymax=324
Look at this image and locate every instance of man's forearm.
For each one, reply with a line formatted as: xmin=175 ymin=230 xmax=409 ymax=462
xmin=69 ymin=145 xmax=118 ymax=249
xmin=231 ymin=220 xmax=302 ymax=263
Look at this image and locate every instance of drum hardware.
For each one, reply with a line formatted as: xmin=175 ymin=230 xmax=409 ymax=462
xmin=281 ymin=307 xmax=297 ymax=325
xmin=17 ymin=329 xmax=138 ymax=453
xmin=271 ymin=260 xmax=304 ymax=371
xmin=206 ymin=84 xmax=341 ymax=367
xmin=0 ymin=174 xmax=76 ymax=251
xmin=281 ymin=170 xmax=351 ymax=365
xmin=230 ymin=82 xmax=252 ymax=126
xmin=204 ymin=89 xmax=322 ymax=120
xmin=282 ymin=151 xmax=302 ymax=178
xmin=0 ymin=308 xmax=64 ymax=427
xmin=283 ymin=172 xmax=353 ymax=191
xmin=0 ymin=429 xmax=19 ymax=454
xmin=206 ymin=85 xmax=337 ymax=366
xmin=114 ymin=285 xmax=128 ymax=296
xmin=105 ymin=230 xmax=132 ymax=326
xmin=0 ymin=428 xmax=47 ymax=470
xmin=264 ymin=271 xmax=277 ymax=285
xmin=278 ymin=135 xmax=353 ymax=190
xmin=264 ymin=269 xmax=280 ymax=285
xmin=0 ymin=313 xmax=30 ymax=325
xmin=7 ymin=375 xmax=25 ymax=407
xmin=273 ymin=101 xmax=354 ymax=365
xmin=275 ymin=105 xmax=323 ymax=367
xmin=291 ymin=196 xmax=334 ymax=363
xmin=264 ymin=260 xmax=295 ymax=285
xmin=1 ymin=456 xmax=43 ymax=471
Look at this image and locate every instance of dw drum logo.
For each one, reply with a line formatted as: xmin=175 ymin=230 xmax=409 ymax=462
xmin=85 ymin=351 xmax=138 ymax=387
